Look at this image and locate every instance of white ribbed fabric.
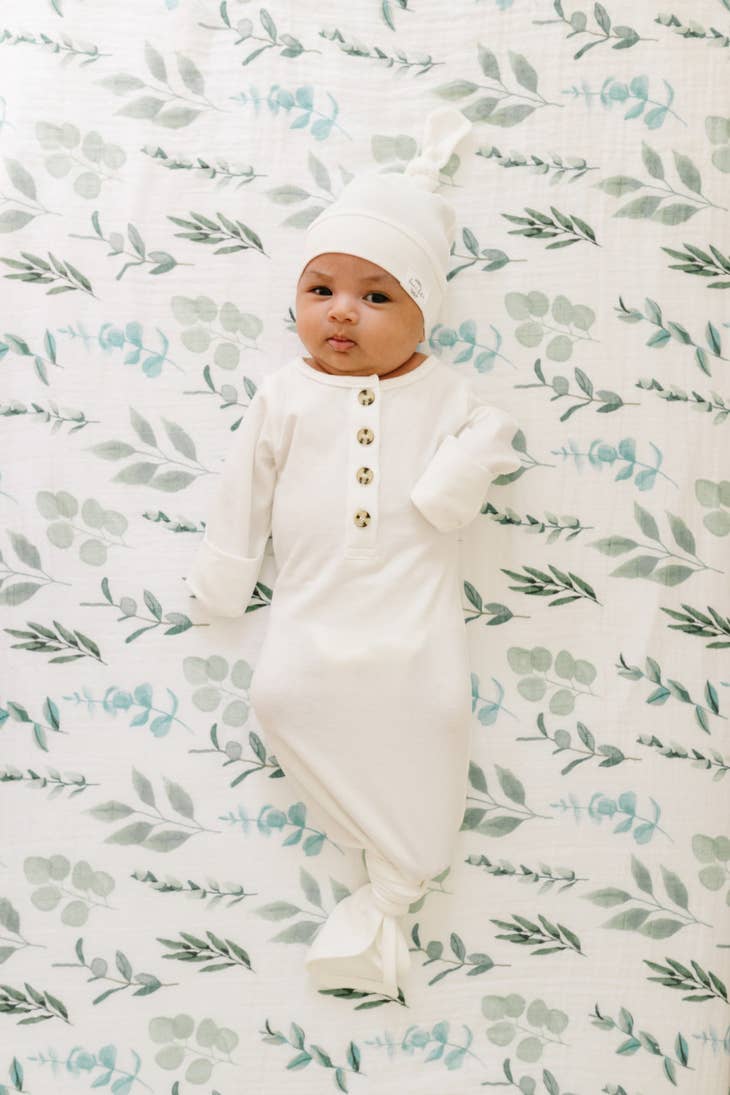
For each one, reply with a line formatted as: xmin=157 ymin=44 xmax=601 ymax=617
xmin=185 ymin=354 xmax=522 ymax=997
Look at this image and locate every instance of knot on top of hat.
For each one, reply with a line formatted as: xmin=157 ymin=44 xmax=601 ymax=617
xmin=402 ymin=157 xmax=442 ymax=192
xmin=402 ymin=105 xmax=473 ymax=192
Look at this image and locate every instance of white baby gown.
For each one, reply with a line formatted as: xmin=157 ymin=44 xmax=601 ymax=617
xmin=185 ymin=353 xmax=521 ymax=998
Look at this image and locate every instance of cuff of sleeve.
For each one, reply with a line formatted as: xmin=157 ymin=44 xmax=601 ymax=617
xmin=410 ymin=433 xmax=521 ymax=533
xmin=185 ymin=536 xmax=263 ymax=618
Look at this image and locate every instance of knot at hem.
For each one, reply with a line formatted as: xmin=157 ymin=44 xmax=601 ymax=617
xmin=365 ymin=848 xmax=429 ymax=918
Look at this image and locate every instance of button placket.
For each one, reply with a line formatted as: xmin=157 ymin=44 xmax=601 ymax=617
xmin=345 ymin=380 xmax=379 ymax=555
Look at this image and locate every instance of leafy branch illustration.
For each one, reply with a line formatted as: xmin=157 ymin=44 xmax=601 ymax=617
xmin=505 ymin=289 xmax=599 ymax=362
xmin=463 ymin=762 xmax=547 ymax=837
xmin=171 ymin=292 xmax=265 ymax=374
xmin=435 ymin=44 xmax=556 ymax=129
xmin=469 ymin=671 xmax=512 ymax=726
xmin=493 ymin=1059 xmax=585 ymax=1094
xmin=490 ymin=912 xmax=584 ymax=956
xmin=463 ymin=581 xmax=526 ymax=626
xmin=157 ymin=929 xmax=253 ymax=973
xmin=142 ymin=144 xmax=261 ymax=191
xmin=426 ymin=318 xmax=520 ymax=375
xmin=261 ymin=1018 xmax=365 ymax=1080
xmin=637 ymin=733 xmax=730 ymax=782
xmin=97 ymin=41 xmax=219 ymax=129
xmin=661 ymin=602 xmax=730 ymax=649
xmin=0 ymin=695 xmax=64 ymax=752
xmin=230 ymin=83 xmax=347 ymax=142
xmin=517 ymin=711 xmax=635 ymax=774
xmin=0 ymin=396 xmax=93 ymax=432
xmin=695 ymin=477 xmax=730 ymax=537
xmin=465 ymin=850 xmax=585 ymax=891
xmin=644 ymin=955 xmax=728 ymax=1003
xmin=446 ymin=226 xmax=514 ymax=280
xmin=552 ymin=789 xmax=667 ymax=843
xmin=590 ymin=1002 xmax=691 ymax=1085
xmin=0 ymin=530 xmax=72 ymax=606
xmin=64 ymin=682 xmax=189 ymax=740
xmin=85 ymin=767 xmax=216 ymax=851
xmin=594 ymin=138 xmax=726 ymax=226
xmin=319 ymin=27 xmax=442 ymax=76
xmin=0 ymin=28 xmax=109 ymax=66
xmin=0 ymin=156 xmax=58 ymax=232
xmin=131 ymin=867 xmax=259 ymax=907
xmin=379 ymin=0 xmax=415 ymax=33
xmin=80 ymin=578 xmax=197 ymax=643
xmin=0 ymin=1056 xmax=24 ymax=1092
xmin=168 ymin=210 xmax=266 ymax=257
xmin=533 ymin=1 xmax=644 ymax=59
xmin=508 ymin=644 xmax=598 ymax=716
xmin=189 ymin=722 xmax=285 ymax=787
xmin=69 ymin=211 xmax=183 ymax=278
xmin=656 ymin=9 xmax=730 ymax=47
xmin=221 ymin=799 xmax=345 ymax=856
xmin=0 ymin=328 xmax=61 ymax=386
xmin=615 ymin=295 xmax=727 ymax=377
xmin=184 ymin=365 xmax=257 ymax=429
xmin=51 ymin=938 xmax=171 ymax=1003
xmin=87 ymin=407 xmax=209 ymax=491
xmin=662 ymin=240 xmax=730 ymax=290
xmin=585 ymin=853 xmax=712 ymax=936
xmin=0 ymin=250 xmax=95 ymax=296
xmin=35 ymin=487 xmax=130 ymax=568
xmin=0 ymin=982 xmax=70 ymax=1025
xmin=616 ymin=651 xmax=723 ymax=734
xmin=553 ymin=435 xmax=676 ymax=490
xmin=503 ymin=204 xmax=599 ymax=248
xmin=564 ymin=74 xmax=682 ymax=131
xmin=635 ymin=374 xmax=730 ymax=424
xmin=482 ymin=502 xmax=593 ymax=543
xmin=255 ymin=866 xmax=345 ymax=950
xmin=5 ymin=620 xmax=105 ymax=665
xmin=501 ymin=563 xmax=600 ymax=607
xmin=408 ymin=923 xmax=502 ymax=985
xmin=150 ymin=1016 xmax=241 ymax=1082
xmin=198 ymin=5 xmax=321 ymax=65
xmin=590 ymin=501 xmax=723 ymax=585
xmin=476 ymin=141 xmax=597 ymax=183
xmin=1 ymin=766 xmax=92 ymax=793
xmin=515 ymin=357 xmax=633 ymax=419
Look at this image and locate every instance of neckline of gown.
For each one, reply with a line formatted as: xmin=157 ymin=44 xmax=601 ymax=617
xmin=294 ymin=353 xmax=438 ymax=389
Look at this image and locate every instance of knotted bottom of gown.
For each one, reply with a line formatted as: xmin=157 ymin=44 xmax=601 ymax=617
xmin=304 ymin=847 xmax=430 ymax=998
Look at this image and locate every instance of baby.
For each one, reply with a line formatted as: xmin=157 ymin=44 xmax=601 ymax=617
xmin=185 ymin=106 xmax=522 ymax=1000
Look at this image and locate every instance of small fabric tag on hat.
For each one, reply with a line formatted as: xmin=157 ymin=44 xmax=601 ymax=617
xmin=403 ymin=270 xmax=427 ymax=305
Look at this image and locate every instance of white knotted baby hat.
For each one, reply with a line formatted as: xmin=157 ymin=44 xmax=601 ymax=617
xmin=295 ymin=106 xmax=473 ymax=339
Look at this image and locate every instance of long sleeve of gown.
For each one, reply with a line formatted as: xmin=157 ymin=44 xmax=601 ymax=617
xmin=185 ymin=379 xmax=277 ymax=617
xmin=409 ymin=387 xmax=521 ymax=534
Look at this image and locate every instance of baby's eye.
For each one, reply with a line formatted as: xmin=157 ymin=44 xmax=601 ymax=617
xmin=309 ymin=286 xmax=390 ymax=303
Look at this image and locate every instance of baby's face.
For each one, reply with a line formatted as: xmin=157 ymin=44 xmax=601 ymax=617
xmin=295 ymin=252 xmax=425 ymax=378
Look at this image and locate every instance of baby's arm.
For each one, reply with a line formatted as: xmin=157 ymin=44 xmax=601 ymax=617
xmin=410 ymin=386 xmax=521 ymax=534
xmin=185 ymin=378 xmax=277 ymax=617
